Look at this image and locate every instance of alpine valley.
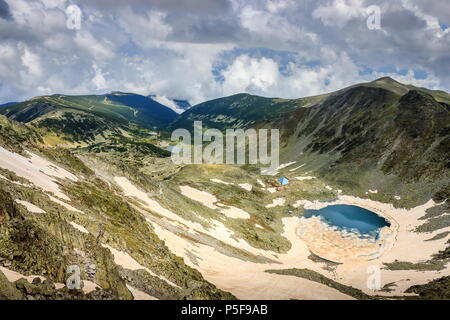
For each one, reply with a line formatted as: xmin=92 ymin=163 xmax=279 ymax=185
xmin=0 ymin=77 xmax=449 ymax=300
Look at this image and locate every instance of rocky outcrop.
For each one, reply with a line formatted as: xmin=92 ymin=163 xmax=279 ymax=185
xmin=0 ymin=270 xmax=23 ymax=300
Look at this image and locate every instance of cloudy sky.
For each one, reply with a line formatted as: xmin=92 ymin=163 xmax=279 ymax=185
xmin=0 ymin=0 xmax=449 ymax=105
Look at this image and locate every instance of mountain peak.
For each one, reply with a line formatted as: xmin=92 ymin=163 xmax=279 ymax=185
xmin=372 ymin=76 xmax=400 ymax=84
xmin=106 ymin=91 xmax=135 ymax=96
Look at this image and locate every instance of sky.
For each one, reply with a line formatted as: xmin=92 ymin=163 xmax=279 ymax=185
xmin=0 ymin=0 xmax=449 ymax=105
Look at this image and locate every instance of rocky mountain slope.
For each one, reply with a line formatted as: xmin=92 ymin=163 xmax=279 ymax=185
xmin=0 ymin=115 xmax=235 ymax=300
xmin=260 ymin=78 xmax=449 ymax=208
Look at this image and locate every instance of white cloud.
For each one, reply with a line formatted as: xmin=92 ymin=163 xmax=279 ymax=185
xmin=91 ymin=63 xmax=107 ymax=90
xmin=40 ymin=0 xmax=66 ymax=9
xmin=37 ymin=85 xmax=51 ymax=93
xmin=151 ymin=95 xmax=185 ymax=114
xmin=219 ymin=49 xmax=362 ymax=99
xmin=221 ymin=55 xmax=279 ymax=95
xmin=8 ymin=0 xmax=66 ymax=33
xmin=238 ymin=4 xmax=318 ymax=50
xmin=0 ymin=0 xmax=449 ymax=105
xmin=20 ymin=46 xmax=43 ymax=78
xmin=74 ymin=30 xmax=114 ymax=61
xmin=118 ymin=8 xmax=173 ymax=47
xmin=266 ymin=0 xmax=295 ymax=13
xmin=401 ymin=0 xmax=449 ymax=38
xmin=312 ymin=0 xmax=367 ymax=28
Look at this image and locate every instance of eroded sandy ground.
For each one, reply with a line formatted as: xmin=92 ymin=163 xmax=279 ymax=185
xmin=114 ymin=176 xmax=450 ymax=299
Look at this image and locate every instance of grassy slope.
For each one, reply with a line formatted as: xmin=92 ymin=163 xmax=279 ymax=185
xmin=265 ymin=268 xmax=373 ymax=300
xmin=405 ymin=276 xmax=450 ymax=299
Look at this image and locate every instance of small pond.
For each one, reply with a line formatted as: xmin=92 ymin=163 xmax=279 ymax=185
xmin=304 ymin=204 xmax=390 ymax=236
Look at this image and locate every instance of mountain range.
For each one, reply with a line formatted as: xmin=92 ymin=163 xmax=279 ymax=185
xmin=0 ymin=77 xmax=449 ymax=300
xmin=1 ymin=77 xmax=448 ymax=201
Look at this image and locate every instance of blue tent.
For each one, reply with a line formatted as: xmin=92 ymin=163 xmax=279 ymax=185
xmin=278 ymin=177 xmax=289 ymax=185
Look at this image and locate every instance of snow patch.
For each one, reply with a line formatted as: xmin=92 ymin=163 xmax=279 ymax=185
xmin=265 ymin=187 xmax=277 ymax=193
xmin=0 ymin=147 xmax=77 ymax=201
xmin=238 ymin=183 xmax=253 ymax=191
xmin=180 ymin=185 xmax=218 ymax=209
xmin=289 ymin=164 xmax=305 ymax=172
xmin=15 ymin=200 xmax=45 ymax=213
xmin=295 ymin=176 xmax=316 ymax=181
xmin=257 ymin=179 xmax=266 ymax=188
xmin=83 ymin=280 xmax=100 ymax=293
xmin=278 ymin=161 xmax=297 ymax=170
xmin=266 ymin=198 xmax=286 ymax=208
xmin=210 ymin=178 xmax=233 ymax=185
xmin=49 ymin=196 xmax=84 ymax=213
xmin=220 ymin=206 xmax=251 ymax=219
xmin=69 ymin=221 xmax=89 ymax=234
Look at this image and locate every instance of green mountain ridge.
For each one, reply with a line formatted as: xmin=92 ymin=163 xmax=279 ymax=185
xmin=0 ymin=93 xmax=178 ymax=142
xmin=170 ymin=77 xmax=450 ymax=132
xmin=170 ymin=92 xmax=327 ymax=131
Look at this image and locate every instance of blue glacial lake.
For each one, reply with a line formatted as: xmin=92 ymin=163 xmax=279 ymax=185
xmin=304 ymin=204 xmax=390 ymax=235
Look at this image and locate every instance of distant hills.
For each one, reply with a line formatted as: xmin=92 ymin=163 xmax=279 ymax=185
xmin=0 ymin=102 xmax=19 ymax=108
xmin=1 ymin=92 xmax=178 ymax=127
xmin=0 ymin=92 xmax=179 ymax=142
